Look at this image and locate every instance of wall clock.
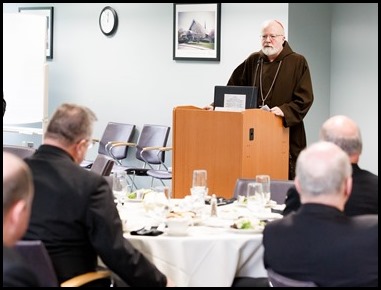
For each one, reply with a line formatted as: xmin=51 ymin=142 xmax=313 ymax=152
xmin=99 ymin=6 xmax=118 ymax=36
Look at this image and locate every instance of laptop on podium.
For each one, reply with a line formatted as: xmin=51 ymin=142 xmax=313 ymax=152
xmin=213 ymin=85 xmax=258 ymax=111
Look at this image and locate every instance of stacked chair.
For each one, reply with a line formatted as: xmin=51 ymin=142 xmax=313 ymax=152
xmin=81 ymin=122 xmax=136 ymax=170
xmin=106 ymin=124 xmax=171 ymax=190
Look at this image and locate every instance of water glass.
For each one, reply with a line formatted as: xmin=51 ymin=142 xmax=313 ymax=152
xmin=112 ymin=171 xmax=130 ymax=205
xmin=190 ymin=169 xmax=208 ymax=209
xmin=246 ymin=182 xmax=265 ymax=212
xmin=256 ymin=174 xmax=271 ymax=203
xmin=192 ymin=169 xmax=207 ymax=188
xmin=144 ymin=186 xmax=171 ymax=222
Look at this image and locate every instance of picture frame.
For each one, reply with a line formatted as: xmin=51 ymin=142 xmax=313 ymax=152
xmin=19 ymin=6 xmax=54 ymax=60
xmin=173 ymin=3 xmax=221 ymax=61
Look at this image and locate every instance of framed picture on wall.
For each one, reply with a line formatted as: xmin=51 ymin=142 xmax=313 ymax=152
xmin=173 ymin=3 xmax=221 ymax=61
xmin=19 ymin=6 xmax=54 ymax=60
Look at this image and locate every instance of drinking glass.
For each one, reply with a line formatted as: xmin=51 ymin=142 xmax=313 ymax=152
xmin=144 ymin=186 xmax=171 ymax=223
xmin=246 ymin=182 xmax=265 ymax=212
xmin=191 ymin=169 xmax=208 ymax=211
xmin=112 ymin=171 xmax=130 ymax=206
xmin=256 ymin=174 xmax=271 ymax=203
xmin=192 ymin=169 xmax=207 ymax=189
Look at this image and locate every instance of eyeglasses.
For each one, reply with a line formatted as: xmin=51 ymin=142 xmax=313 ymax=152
xmin=86 ymin=139 xmax=96 ymax=149
xmin=260 ymin=34 xmax=283 ymax=41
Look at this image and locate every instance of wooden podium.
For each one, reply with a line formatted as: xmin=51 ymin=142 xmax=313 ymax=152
xmin=172 ymin=106 xmax=289 ymax=199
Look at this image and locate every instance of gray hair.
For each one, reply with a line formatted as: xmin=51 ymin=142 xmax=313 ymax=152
xmin=45 ymin=103 xmax=97 ymax=146
xmin=320 ymin=115 xmax=362 ymax=156
xmin=296 ymin=141 xmax=352 ymax=197
xmin=3 ymin=152 xmax=34 ymax=216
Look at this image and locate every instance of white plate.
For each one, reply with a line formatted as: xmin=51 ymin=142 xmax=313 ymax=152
xmin=190 ymin=217 xmax=203 ymax=226
xmin=228 ymin=227 xmax=264 ymax=234
xmin=126 ymin=198 xmax=143 ymax=203
xmin=252 ymin=212 xmax=283 ymax=220
xmin=202 ymin=217 xmax=232 ymax=228
xmin=233 ymin=201 xmax=247 ymax=207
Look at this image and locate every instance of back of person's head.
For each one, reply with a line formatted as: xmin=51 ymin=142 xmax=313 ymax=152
xmin=45 ymin=103 xmax=97 ymax=146
xmin=320 ymin=115 xmax=362 ymax=158
xmin=3 ymin=152 xmax=34 ymax=246
xmin=295 ymin=141 xmax=352 ymax=200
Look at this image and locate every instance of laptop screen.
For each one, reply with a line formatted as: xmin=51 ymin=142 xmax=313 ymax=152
xmin=213 ymin=85 xmax=258 ymax=111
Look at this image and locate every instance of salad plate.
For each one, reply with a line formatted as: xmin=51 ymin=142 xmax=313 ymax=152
xmin=126 ymin=197 xmax=144 ymax=202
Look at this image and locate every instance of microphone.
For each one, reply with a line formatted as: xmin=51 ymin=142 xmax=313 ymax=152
xmin=253 ymin=57 xmax=262 ymax=91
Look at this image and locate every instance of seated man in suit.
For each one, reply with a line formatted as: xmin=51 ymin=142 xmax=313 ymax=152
xmin=283 ymin=115 xmax=378 ymax=216
xmin=23 ymin=103 xmax=174 ymax=287
xmin=3 ymin=152 xmax=40 ymax=287
xmin=263 ymin=141 xmax=378 ymax=287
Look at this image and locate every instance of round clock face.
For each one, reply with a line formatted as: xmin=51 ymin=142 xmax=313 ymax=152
xmin=99 ymin=6 xmax=118 ymax=36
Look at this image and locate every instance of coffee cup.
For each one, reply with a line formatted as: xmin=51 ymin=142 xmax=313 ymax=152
xmin=166 ymin=217 xmax=190 ymax=236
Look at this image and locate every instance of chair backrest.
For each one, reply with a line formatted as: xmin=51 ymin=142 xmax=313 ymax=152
xmin=90 ymin=154 xmax=115 ymax=176
xmin=3 ymin=144 xmax=36 ymax=159
xmin=269 ymin=179 xmax=294 ymax=204
xmin=146 ymin=147 xmax=173 ymax=182
xmin=233 ymin=178 xmax=294 ymax=204
xmin=136 ymin=124 xmax=170 ymax=165
xmin=98 ymin=122 xmax=136 ymax=159
xmin=267 ymin=268 xmax=317 ymax=287
xmin=14 ymin=240 xmax=59 ymax=287
xmin=233 ymin=178 xmax=254 ymax=198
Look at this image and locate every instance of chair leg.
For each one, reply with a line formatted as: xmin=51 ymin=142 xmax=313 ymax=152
xmin=128 ymin=172 xmax=138 ymax=191
xmin=159 ymin=178 xmax=166 ymax=187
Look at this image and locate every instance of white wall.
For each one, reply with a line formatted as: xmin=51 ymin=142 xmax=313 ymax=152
xmin=289 ymin=3 xmax=378 ymax=175
xmin=3 ymin=4 xmax=378 ymax=190
xmin=330 ymin=3 xmax=378 ymax=174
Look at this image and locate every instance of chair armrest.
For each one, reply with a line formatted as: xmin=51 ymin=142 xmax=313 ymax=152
xmin=140 ymin=147 xmax=172 ymax=170
xmin=106 ymin=141 xmax=137 ymax=149
xmin=105 ymin=141 xmax=137 ymax=163
xmin=141 ymin=146 xmax=172 ymax=152
xmin=60 ymin=270 xmax=112 ymax=287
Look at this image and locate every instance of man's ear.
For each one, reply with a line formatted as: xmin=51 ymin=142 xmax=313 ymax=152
xmin=294 ymin=176 xmax=301 ymax=194
xmin=9 ymin=200 xmax=27 ymax=226
xmin=343 ymin=176 xmax=353 ymax=200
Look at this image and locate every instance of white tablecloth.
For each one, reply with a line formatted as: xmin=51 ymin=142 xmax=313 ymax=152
xmin=119 ymin=200 xmax=271 ymax=287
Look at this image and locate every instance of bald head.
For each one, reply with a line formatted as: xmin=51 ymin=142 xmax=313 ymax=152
xmin=261 ymin=19 xmax=285 ymax=34
xmin=320 ymin=115 xmax=362 ymax=161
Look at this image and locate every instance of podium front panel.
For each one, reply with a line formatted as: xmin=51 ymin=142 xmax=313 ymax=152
xmin=172 ymin=106 xmax=288 ymax=198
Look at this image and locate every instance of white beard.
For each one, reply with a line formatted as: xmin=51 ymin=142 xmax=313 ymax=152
xmin=262 ymin=46 xmax=279 ymax=56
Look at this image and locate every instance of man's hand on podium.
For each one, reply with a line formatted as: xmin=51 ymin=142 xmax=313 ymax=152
xmin=203 ymin=105 xmax=213 ymax=111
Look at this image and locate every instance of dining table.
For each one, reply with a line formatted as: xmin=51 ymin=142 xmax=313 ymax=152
xmin=118 ymin=196 xmax=284 ymax=287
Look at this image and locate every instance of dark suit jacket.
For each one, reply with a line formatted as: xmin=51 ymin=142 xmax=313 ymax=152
xmin=3 ymin=245 xmax=40 ymax=287
xmin=283 ymin=163 xmax=378 ymax=216
xmin=24 ymin=145 xmax=167 ymax=287
xmin=263 ymin=204 xmax=378 ymax=287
